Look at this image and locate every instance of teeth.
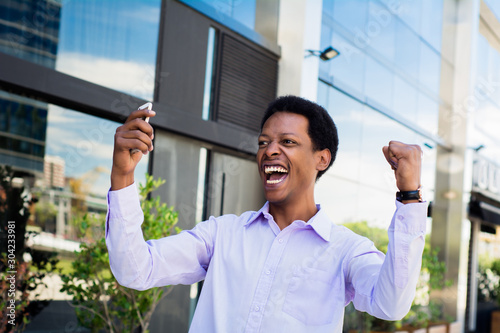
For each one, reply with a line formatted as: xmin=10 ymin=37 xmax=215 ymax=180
xmin=264 ymin=166 xmax=288 ymax=174
xmin=267 ymin=178 xmax=285 ymax=185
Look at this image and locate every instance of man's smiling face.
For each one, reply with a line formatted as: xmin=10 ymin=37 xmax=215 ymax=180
xmin=257 ymin=112 xmax=329 ymax=206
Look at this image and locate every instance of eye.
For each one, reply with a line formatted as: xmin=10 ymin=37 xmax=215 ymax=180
xmin=258 ymin=140 xmax=268 ymax=147
xmin=282 ymin=139 xmax=296 ymax=145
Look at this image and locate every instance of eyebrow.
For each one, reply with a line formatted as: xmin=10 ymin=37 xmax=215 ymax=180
xmin=258 ymin=132 xmax=298 ymax=137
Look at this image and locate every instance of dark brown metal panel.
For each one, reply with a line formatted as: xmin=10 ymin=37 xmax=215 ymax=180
xmin=156 ymin=0 xmax=211 ymax=118
xmin=216 ymin=33 xmax=278 ymax=132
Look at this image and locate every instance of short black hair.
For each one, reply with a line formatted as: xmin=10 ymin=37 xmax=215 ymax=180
xmin=260 ymin=95 xmax=339 ymax=180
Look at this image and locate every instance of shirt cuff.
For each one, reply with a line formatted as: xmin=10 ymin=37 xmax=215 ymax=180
xmin=108 ymin=182 xmax=142 ymax=218
xmin=106 ymin=182 xmax=143 ymax=237
xmin=392 ymin=200 xmax=427 ymax=234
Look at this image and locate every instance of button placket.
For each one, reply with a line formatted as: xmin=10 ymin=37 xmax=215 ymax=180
xmin=244 ymin=231 xmax=291 ymax=332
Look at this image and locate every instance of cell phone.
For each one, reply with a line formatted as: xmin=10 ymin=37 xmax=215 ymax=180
xmin=138 ymin=102 xmax=152 ymax=122
xmin=130 ymin=102 xmax=153 ymax=154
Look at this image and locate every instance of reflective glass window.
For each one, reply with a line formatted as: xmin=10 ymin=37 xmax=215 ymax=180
xmin=367 ymin=0 xmax=396 ymax=62
xmin=202 ymin=27 xmax=218 ymax=121
xmin=0 ymin=92 xmax=48 ymax=166
xmin=0 ymin=0 xmax=162 ymax=100
xmin=332 ymin=0 xmax=368 ymax=36
xmin=394 ymin=19 xmax=420 ymax=81
xmin=315 ymin=176 xmax=362 ymax=224
xmin=419 ymin=41 xmax=441 ymax=94
xmin=0 ymin=89 xmax=148 ymax=234
xmin=181 ymin=0 xmax=256 ymax=31
xmin=475 ymin=34 xmax=500 ymax=108
xmin=320 ymin=23 xmax=333 ymax=60
xmin=45 ymin=107 xmax=148 ymax=195
xmin=416 ymin=92 xmax=439 ymax=136
xmin=321 ymin=32 xmax=366 ymax=96
xmin=319 ymin=83 xmax=363 ymax=182
xmin=364 ymin=57 xmax=394 ymax=110
xmin=392 ymin=75 xmax=418 ymax=122
xmin=394 ymin=0 xmax=421 ymax=35
xmin=492 ymin=52 xmax=500 ymax=106
xmin=358 ymin=106 xmax=414 ymax=190
xmin=316 ymin=82 xmax=437 ymax=229
xmin=489 ymin=49 xmax=500 ymax=89
xmin=473 ymin=99 xmax=500 ymax=165
xmin=476 ymin=34 xmax=489 ymax=83
xmin=420 ymin=0 xmax=443 ymax=51
xmin=323 ymin=0 xmax=334 ymax=18
xmin=484 ymin=0 xmax=500 ymax=24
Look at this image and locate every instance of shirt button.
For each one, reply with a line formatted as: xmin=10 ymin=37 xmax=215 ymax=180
xmin=265 ymin=270 xmax=271 ymax=275
xmin=397 ymin=215 xmax=404 ymax=221
xmin=254 ymin=306 xmax=260 ymax=312
xmin=278 ymin=238 xmax=284 ymax=244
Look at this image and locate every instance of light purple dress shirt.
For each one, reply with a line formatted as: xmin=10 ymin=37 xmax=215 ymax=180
xmin=106 ymin=183 xmax=427 ymax=333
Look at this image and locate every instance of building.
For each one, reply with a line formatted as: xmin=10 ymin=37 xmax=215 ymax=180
xmin=1 ymin=0 xmax=500 ymax=332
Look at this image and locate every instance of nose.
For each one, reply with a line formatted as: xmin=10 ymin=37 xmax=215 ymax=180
xmin=264 ymin=141 xmax=280 ymax=157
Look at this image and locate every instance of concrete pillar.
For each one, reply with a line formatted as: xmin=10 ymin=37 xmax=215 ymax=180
xmin=430 ymin=0 xmax=479 ymax=324
xmin=277 ymin=0 xmax=322 ymax=100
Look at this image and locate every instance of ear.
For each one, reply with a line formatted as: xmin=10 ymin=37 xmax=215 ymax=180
xmin=315 ymin=148 xmax=331 ymax=172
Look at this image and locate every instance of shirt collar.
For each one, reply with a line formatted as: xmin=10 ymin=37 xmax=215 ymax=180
xmin=245 ymin=201 xmax=271 ymax=226
xmin=245 ymin=202 xmax=333 ymax=242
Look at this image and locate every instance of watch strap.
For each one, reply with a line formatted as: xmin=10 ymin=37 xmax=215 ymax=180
xmin=396 ymin=188 xmax=422 ymax=202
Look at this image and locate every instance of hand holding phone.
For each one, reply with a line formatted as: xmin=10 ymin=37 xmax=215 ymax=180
xmin=130 ymin=102 xmax=153 ymax=154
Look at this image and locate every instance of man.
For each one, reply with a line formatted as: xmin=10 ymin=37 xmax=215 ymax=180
xmin=106 ymin=95 xmax=426 ymax=332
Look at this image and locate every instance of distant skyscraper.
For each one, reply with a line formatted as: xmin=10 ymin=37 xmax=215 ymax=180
xmin=44 ymin=155 xmax=65 ymax=188
xmin=0 ymin=0 xmax=62 ymax=175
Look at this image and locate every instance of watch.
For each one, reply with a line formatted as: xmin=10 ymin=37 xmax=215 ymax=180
xmin=396 ymin=188 xmax=423 ymax=202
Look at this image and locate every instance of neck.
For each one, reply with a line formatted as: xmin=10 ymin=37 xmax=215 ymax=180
xmin=269 ymin=197 xmax=318 ymax=230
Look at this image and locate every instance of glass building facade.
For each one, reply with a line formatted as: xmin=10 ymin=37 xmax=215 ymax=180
xmin=315 ymin=0 xmax=442 ymax=228
xmin=2 ymin=0 xmax=500 ymax=331
xmin=0 ymin=0 xmax=276 ymax=331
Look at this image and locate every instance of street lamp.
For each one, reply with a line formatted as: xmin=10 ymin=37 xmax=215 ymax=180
xmin=305 ymin=46 xmax=340 ymax=61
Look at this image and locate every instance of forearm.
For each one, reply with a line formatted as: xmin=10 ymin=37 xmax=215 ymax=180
xmin=105 ymin=183 xmax=153 ymax=289
xmin=351 ymin=201 xmax=427 ymax=320
xmin=110 ymin=167 xmax=135 ymax=191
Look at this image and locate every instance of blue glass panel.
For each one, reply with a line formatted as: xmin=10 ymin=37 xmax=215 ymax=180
xmin=484 ymin=0 xmax=500 ymax=23
xmin=416 ymin=92 xmax=438 ymax=135
xmin=367 ymin=0 xmax=396 ymax=61
xmin=394 ymin=0 xmax=421 ymax=35
xmin=323 ymin=0 xmax=334 ymax=17
xmin=317 ymin=81 xmax=329 ymax=109
xmin=45 ymin=105 xmax=148 ymax=192
xmin=320 ymin=23 xmax=332 ymax=55
xmin=393 ymin=75 xmax=417 ymax=122
xmin=473 ymin=99 xmax=500 ymax=165
xmin=358 ymin=106 xmax=415 ymax=190
xmin=364 ymin=57 xmax=394 ymax=110
xmin=323 ymin=32 xmax=366 ymax=96
xmin=476 ymin=34 xmax=489 ymax=83
xmin=332 ymin=0 xmax=368 ymax=36
xmin=394 ymin=19 xmax=420 ymax=81
xmin=0 ymin=0 xmax=61 ymax=68
xmin=323 ymin=86 xmax=364 ymax=182
xmin=202 ymin=27 xmax=217 ymax=121
xmin=199 ymin=0 xmax=256 ymax=30
xmin=56 ymin=0 xmax=161 ymax=100
xmin=316 ymin=82 xmax=439 ymax=228
xmin=419 ymin=42 xmax=441 ymax=94
xmin=420 ymin=0 xmax=443 ymax=51
xmin=0 ymin=0 xmax=161 ymax=100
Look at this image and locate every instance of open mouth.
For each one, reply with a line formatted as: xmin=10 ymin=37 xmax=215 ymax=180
xmin=264 ymin=165 xmax=288 ymax=185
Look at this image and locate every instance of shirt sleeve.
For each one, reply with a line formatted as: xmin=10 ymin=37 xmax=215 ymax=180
xmin=347 ymin=200 xmax=427 ymax=320
xmin=105 ymin=183 xmax=215 ymax=290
